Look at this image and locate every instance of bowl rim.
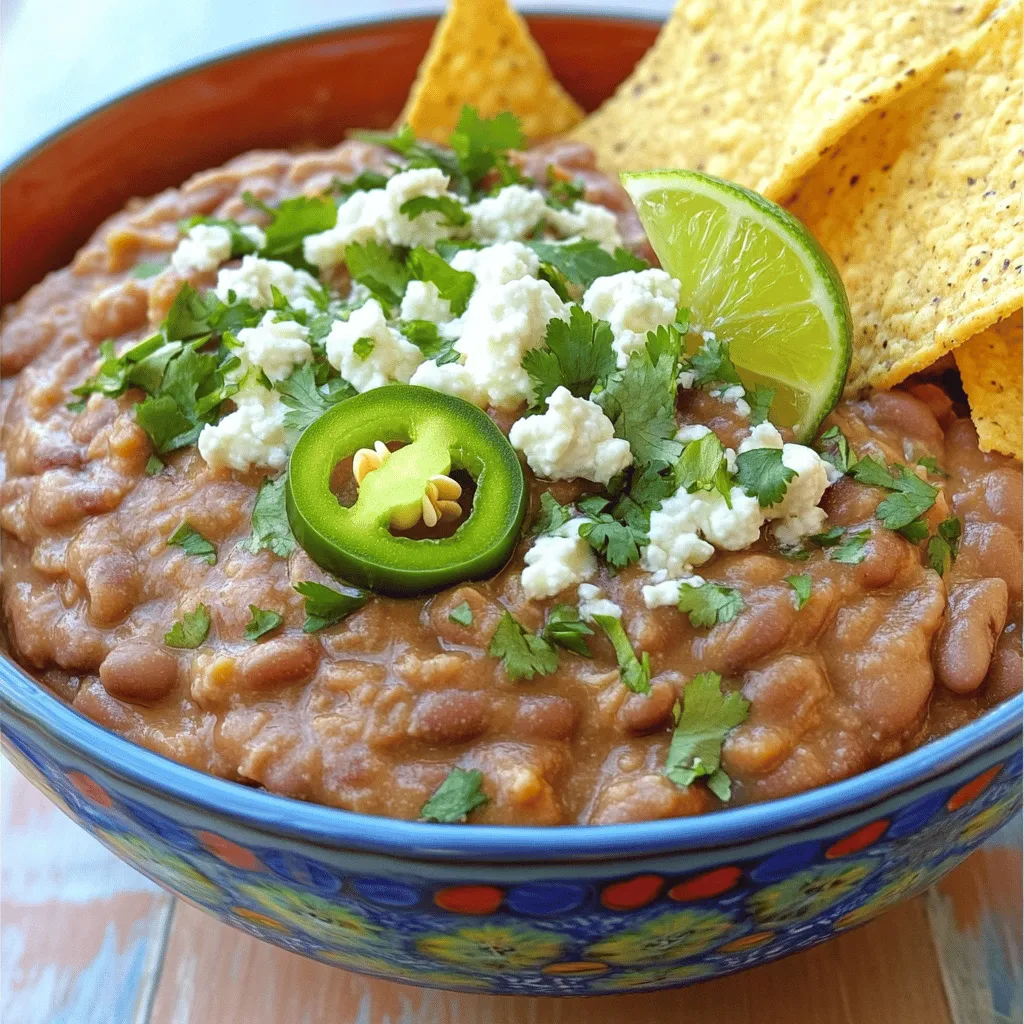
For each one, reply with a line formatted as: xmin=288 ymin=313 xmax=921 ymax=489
xmin=1 ymin=9 xmax=1021 ymax=866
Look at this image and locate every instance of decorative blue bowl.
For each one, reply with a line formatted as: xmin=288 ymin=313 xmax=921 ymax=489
xmin=1 ymin=12 xmax=1021 ymax=997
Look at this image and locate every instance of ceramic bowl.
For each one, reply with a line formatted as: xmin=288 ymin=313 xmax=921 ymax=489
xmin=1 ymin=11 xmax=1021 ymax=997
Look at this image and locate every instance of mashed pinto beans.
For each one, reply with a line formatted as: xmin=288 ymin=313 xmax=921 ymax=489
xmin=1 ymin=142 xmax=1020 ymax=825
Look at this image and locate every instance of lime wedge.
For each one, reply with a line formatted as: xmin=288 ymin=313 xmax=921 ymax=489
xmin=621 ymin=170 xmax=852 ymax=441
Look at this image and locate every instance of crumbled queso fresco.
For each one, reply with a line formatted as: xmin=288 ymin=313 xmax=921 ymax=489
xmin=163 ymin=153 xmax=836 ymax=620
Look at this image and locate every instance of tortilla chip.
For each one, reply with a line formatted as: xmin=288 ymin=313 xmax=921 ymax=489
xmin=955 ymin=309 xmax=1023 ymax=459
xmin=787 ymin=2 xmax=1023 ymax=394
xmin=400 ymin=0 xmax=584 ymax=143
xmin=572 ymin=0 xmax=997 ymax=200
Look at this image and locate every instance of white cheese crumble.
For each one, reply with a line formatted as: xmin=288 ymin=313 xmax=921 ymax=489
xmin=508 ymin=386 xmax=632 ymax=484
xmin=450 ymin=241 xmax=540 ymax=286
xmin=214 ymin=255 xmax=320 ymax=315
xmin=399 ymin=280 xmax=453 ymax=325
xmin=454 ymin=277 xmax=568 ymax=409
xmin=546 ymin=200 xmax=622 ymax=252
xmin=303 ymin=168 xmax=463 ymax=269
xmin=409 ymin=360 xmax=487 ymax=407
xmin=641 ymin=574 xmax=707 ymax=610
xmin=675 ymin=423 xmax=712 ymax=444
xmin=714 ymin=383 xmax=752 ymax=418
xmin=171 ymin=224 xmax=232 ymax=275
xmin=235 ymin=312 xmax=312 ymax=382
xmin=520 ymin=519 xmax=597 ymax=600
xmin=577 ymin=583 xmax=622 ymax=621
xmin=468 ymin=185 xmax=549 ymax=243
xmin=324 ymin=299 xmax=423 ymax=392
xmin=197 ymin=385 xmax=288 ymax=473
xmin=581 ymin=270 xmax=681 ymax=368
xmin=738 ymin=422 xmax=785 ymax=452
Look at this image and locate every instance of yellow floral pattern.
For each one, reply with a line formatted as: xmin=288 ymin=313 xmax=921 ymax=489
xmin=586 ymin=908 xmax=736 ymax=965
xmin=834 ymin=858 xmax=961 ymax=931
xmin=417 ymin=923 xmax=565 ymax=970
xmin=748 ymin=860 xmax=875 ymax=927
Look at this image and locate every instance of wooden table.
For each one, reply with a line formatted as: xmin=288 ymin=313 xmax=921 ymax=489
xmin=2 ymin=756 xmax=1020 ymax=1024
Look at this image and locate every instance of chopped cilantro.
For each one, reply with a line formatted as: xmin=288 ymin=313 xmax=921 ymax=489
xmin=687 ymin=335 xmax=741 ymax=389
xmin=676 ymin=581 xmax=745 ymax=629
xmin=917 ymin=455 xmax=948 ymax=478
xmin=809 ymin=525 xmax=844 ymax=547
xmin=241 ymin=476 xmax=296 ymax=558
xmin=258 ymin=195 xmax=337 ymax=268
xmin=674 ymin=431 xmax=732 ymax=504
xmin=542 ymin=604 xmax=593 ymax=657
xmin=145 ymin=455 xmax=164 ymax=476
xmin=131 ymin=258 xmax=169 ymax=279
xmin=664 ymin=671 xmax=749 ymax=800
xmin=785 ymin=574 xmax=812 ymax=609
xmin=645 ymin=323 xmax=683 ymax=371
xmin=874 ymin=466 xmax=938 ymax=530
xmin=578 ymin=508 xmax=646 ymax=568
xmin=545 ymin=167 xmax=585 ymax=210
xmin=420 ymin=767 xmax=488 ymax=823
xmin=167 ymin=521 xmax=217 ymax=565
xmin=448 ymin=601 xmax=474 ymax=627
xmin=532 ymin=492 xmax=572 ymax=536
xmin=592 ymin=615 xmax=650 ymax=695
xmin=344 ymin=240 xmax=410 ymax=308
xmin=746 ymin=384 xmax=776 ymax=426
xmin=488 ymin=611 xmax=559 ymax=681
xmin=628 ymin=463 xmax=677 ymax=511
xmin=927 ymin=516 xmax=962 ymax=576
xmin=828 ymin=528 xmax=872 ymax=564
xmin=898 ymin=517 xmax=930 ymax=544
xmin=848 ymin=456 xmax=898 ymax=489
xmin=595 ymin=343 xmax=682 ymax=470
xmin=816 ymin=425 xmax=851 ymax=475
xmin=735 ymin=447 xmax=796 ymax=507
xmin=66 ymin=398 xmax=87 ymax=414
xmin=407 ymin=247 xmax=476 ymax=316
xmin=276 ymin=362 xmax=354 ymax=431
xmin=294 ymin=580 xmax=368 ymax=632
xmin=449 ymin=106 xmax=525 ymax=185
xmin=521 ymin=306 xmax=617 ymax=407
xmin=400 ymin=319 xmax=460 ymax=366
xmin=525 ymin=239 xmax=648 ymax=290
xmin=179 ymin=215 xmax=262 ymax=258
xmin=73 ymin=334 xmax=172 ymax=399
xmin=399 ymin=195 xmax=469 ymax=226
xmin=331 ymin=170 xmax=390 ymax=198
xmin=244 ymin=606 xmax=283 ymax=641
xmin=353 ymin=337 xmax=376 ymax=360
xmin=164 ymin=604 xmax=211 ymax=649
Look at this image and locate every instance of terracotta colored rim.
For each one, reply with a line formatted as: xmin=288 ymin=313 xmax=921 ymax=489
xmin=1 ymin=10 xmax=1021 ymax=865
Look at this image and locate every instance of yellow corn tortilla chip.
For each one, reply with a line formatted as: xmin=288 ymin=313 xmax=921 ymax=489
xmin=572 ymin=0 xmax=997 ymax=200
xmin=955 ymin=309 xmax=1022 ymax=459
xmin=787 ymin=2 xmax=1023 ymax=394
xmin=400 ymin=0 xmax=584 ymax=143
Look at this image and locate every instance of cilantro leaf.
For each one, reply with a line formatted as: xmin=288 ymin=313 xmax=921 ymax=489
xmin=829 ymin=528 xmax=872 ymax=564
xmin=276 ymin=362 xmax=354 ymax=431
xmin=259 ymin=195 xmax=337 ymax=267
xmin=135 ymin=394 xmax=199 ymax=453
xmin=545 ymin=167 xmax=585 ymax=210
xmin=331 ymin=170 xmax=390 ymax=198
xmin=399 ymin=195 xmax=469 ymax=227
xmin=785 ymin=574 xmax=812 ymax=609
xmin=449 ymin=107 xmax=525 ymax=184
xmin=164 ymin=604 xmax=211 ymax=649
xmin=407 ymin=247 xmax=476 ymax=316
xmin=542 ymin=604 xmax=593 ymax=657
xmin=532 ymin=492 xmax=572 ymax=536
xmin=848 ymin=456 xmax=898 ymax=489
xmin=242 ymin=476 xmax=297 ymax=558
xmin=816 ymin=425 xmax=851 ymax=475
xmin=344 ymin=241 xmax=410 ymax=309
xmin=521 ymin=306 xmax=617 ymax=407
xmin=244 ymin=606 xmax=283 ymax=641
xmin=167 ymin=521 xmax=217 ymax=565
xmin=735 ymin=447 xmax=796 ymax=507
xmin=675 ymin=431 xmax=732 ymax=503
xmin=676 ymin=581 xmax=745 ymax=629
xmin=628 ymin=464 xmax=677 ymax=511
xmin=874 ymin=466 xmax=938 ymax=530
xmin=898 ymin=517 xmax=930 ymax=543
xmin=592 ymin=615 xmax=650 ymax=695
xmin=132 ymin=258 xmax=169 ymax=279
xmin=595 ymin=346 xmax=682 ymax=470
xmin=687 ymin=336 xmax=741 ymax=389
xmin=448 ymin=601 xmax=474 ymax=627
xmin=294 ymin=580 xmax=368 ymax=632
xmin=351 ymin=124 xmax=470 ymax=196
xmin=525 ymin=239 xmax=648 ymax=290
xmin=809 ymin=525 xmax=844 ymax=547
xmin=746 ymin=384 xmax=776 ymax=426
xmin=927 ymin=516 xmax=962 ymax=576
xmin=145 ymin=455 xmax=164 ymax=476
xmin=578 ymin=514 xmax=645 ymax=568
xmin=420 ymin=767 xmax=489 ymax=823
xmin=73 ymin=334 xmax=177 ymax=399
xmin=400 ymin=320 xmax=460 ymax=366
xmin=488 ymin=611 xmax=559 ymax=681
xmin=917 ymin=455 xmax=948 ymax=478
xmin=664 ymin=671 xmax=749 ymax=798
xmin=352 ymin=337 xmax=375 ymax=360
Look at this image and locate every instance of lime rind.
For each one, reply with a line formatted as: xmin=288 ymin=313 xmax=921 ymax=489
xmin=622 ymin=169 xmax=852 ymax=441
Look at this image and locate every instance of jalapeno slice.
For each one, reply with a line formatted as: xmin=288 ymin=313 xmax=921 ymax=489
xmin=286 ymin=385 xmax=527 ymax=596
